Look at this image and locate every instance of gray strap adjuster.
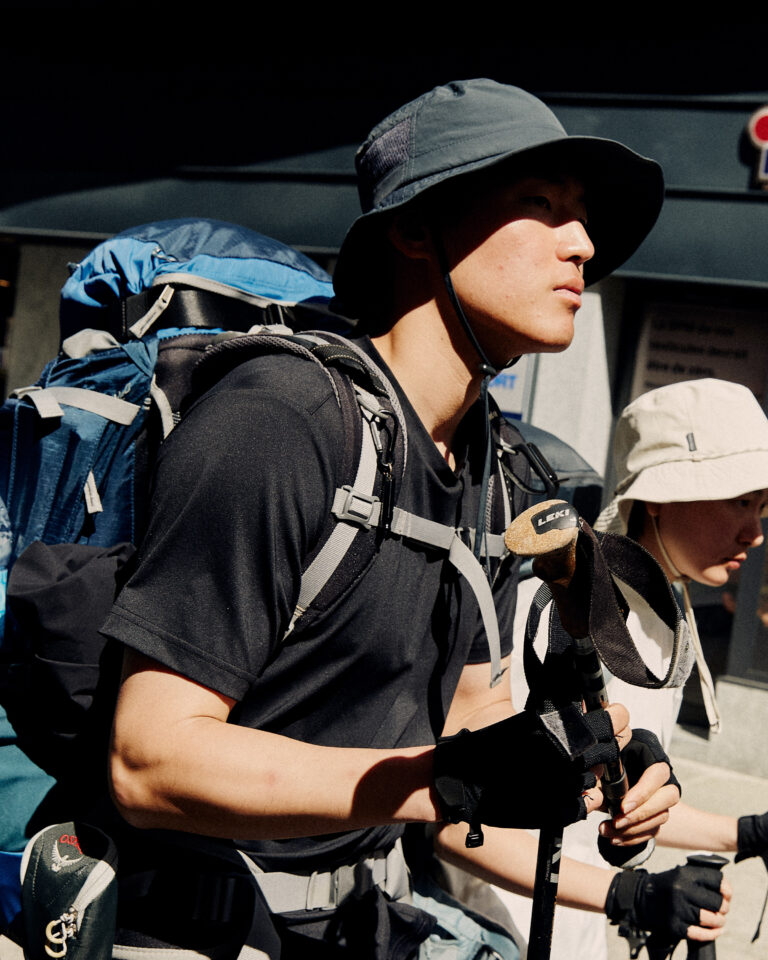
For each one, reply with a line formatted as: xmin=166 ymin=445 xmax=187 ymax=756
xmin=332 ymin=485 xmax=382 ymax=530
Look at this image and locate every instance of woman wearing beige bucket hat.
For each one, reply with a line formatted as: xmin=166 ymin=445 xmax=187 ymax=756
xmin=595 ymin=377 xmax=768 ymax=736
xmin=494 ymin=378 xmax=768 ymax=960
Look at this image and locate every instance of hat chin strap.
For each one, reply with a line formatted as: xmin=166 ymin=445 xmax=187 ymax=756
xmin=651 ymin=515 xmax=722 ymax=733
xmin=431 ymin=234 xmax=501 ymax=568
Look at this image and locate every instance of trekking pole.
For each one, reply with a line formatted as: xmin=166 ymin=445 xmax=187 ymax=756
xmin=683 ymin=854 xmax=728 ymax=960
xmin=504 ymin=499 xmax=630 ymax=960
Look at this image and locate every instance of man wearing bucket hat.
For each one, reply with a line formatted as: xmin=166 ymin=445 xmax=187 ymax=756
xmin=101 ymin=80 xmax=718 ymax=957
xmin=495 ymin=377 xmax=768 ymax=959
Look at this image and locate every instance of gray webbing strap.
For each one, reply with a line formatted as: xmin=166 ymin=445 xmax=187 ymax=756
xmin=309 ymin=332 xmax=410 ymax=474
xmin=150 ymin=375 xmax=177 ymax=440
xmin=481 ymin=531 xmax=507 ymax=559
xmin=113 ymin=945 xmax=246 ymax=959
xmin=389 ymin=509 xmax=505 ymax=560
xmin=62 ymin=328 xmax=122 ymax=358
xmin=448 ymin=536 xmax=504 ymax=687
xmin=238 ymin=841 xmax=409 ymax=914
xmin=83 ymin=471 xmax=103 ymax=515
xmin=284 ymin=386 xmax=382 ymax=637
xmin=13 ymin=385 xmax=140 ymax=425
xmin=389 ymin=508 xmax=504 ymax=687
xmin=129 ymin=284 xmax=175 ymax=338
xmin=389 ymin=508 xmax=455 ymax=550
xmin=497 ymin=454 xmax=512 ymax=530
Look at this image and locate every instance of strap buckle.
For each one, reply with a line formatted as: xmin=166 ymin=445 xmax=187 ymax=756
xmin=332 ymin=485 xmax=381 ymax=530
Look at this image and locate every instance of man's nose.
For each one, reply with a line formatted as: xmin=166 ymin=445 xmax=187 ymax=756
xmin=558 ymin=220 xmax=595 ymax=267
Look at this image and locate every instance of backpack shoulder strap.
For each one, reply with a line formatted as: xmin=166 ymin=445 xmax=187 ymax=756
xmin=190 ymin=331 xmax=407 ymax=639
xmin=190 ymin=333 xmax=521 ymax=686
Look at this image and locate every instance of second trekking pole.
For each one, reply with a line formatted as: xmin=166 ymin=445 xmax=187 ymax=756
xmin=504 ymin=499 xmax=630 ymax=960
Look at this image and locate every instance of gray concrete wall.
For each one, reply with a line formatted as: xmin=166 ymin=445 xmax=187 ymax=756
xmin=526 ymin=284 xmax=615 ymax=480
xmin=672 ymin=677 xmax=768 ymax=779
xmin=4 ymin=242 xmax=90 ymax=397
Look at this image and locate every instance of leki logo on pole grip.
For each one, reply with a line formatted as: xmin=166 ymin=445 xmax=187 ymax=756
xmin=532 ymin=504 xmax=578 ymax=534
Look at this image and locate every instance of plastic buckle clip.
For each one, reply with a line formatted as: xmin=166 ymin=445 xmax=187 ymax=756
xmin=335 ymin=486 xmax=380 ymax=530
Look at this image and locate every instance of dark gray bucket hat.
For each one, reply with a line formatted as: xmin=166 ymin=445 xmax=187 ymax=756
xmin=333 ymin=79 xmax=664 ymax=314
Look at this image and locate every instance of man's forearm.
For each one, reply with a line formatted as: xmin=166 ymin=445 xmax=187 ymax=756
xmin=112 ymin=717 xmax=443 ymax=837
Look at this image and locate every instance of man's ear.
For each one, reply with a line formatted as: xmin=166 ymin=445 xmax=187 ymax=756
xmin=387 ymin=212 xmax=433 ymax=261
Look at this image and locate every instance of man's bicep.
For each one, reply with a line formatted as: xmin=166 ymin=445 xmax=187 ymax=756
xmin=110 ymin=649 xmax=237 ymax=815
xmin=442 ymin=656 xmax=515 ymax=737
xmin=113 ymin=650 xmax=234 ymax=755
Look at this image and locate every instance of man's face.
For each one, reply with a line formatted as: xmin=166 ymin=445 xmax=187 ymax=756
xmin=439 ymin=173 xmax=594 ymax=366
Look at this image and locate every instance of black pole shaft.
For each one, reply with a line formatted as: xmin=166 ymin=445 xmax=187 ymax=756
xmin=528 ymin=827 xmax=563 ymax=960
xmin=685 ymin=854 xmax=728 ymax=960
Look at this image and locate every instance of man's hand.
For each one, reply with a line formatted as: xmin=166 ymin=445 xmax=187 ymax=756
xmin=433 ymin=702 xmax=626 ymax=831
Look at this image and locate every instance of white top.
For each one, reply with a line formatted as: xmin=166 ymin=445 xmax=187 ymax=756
xmin=498 ymin=575 xmax=685 ymax=960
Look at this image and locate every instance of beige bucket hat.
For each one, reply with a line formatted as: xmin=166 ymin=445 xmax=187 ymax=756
xmin=595 ymin=378 xmax=768 ymax=534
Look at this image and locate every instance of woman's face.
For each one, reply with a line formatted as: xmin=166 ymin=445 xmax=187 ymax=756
xmin=644 ymin=490 xmax=768 ymax=586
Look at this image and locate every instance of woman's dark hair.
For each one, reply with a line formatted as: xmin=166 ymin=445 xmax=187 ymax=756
xmin=626 ymin=499 xmax=648 ymax=542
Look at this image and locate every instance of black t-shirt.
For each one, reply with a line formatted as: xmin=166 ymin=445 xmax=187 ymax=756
xmin=102 ymin=337 xmax=517 ymax=870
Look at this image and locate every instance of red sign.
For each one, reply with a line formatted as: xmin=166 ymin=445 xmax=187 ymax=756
xmin=748 ymin=107 xmax=768 ymax=184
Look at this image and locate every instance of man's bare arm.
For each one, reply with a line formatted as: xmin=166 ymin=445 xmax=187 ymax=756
xmin=109 ymin=650 xmax=442 ymax=838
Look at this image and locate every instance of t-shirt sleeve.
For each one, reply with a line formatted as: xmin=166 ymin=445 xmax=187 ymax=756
xmin=102 ymin=360 xmax=342 ymax=701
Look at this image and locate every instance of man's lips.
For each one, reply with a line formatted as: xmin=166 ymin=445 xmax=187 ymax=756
xmin=555 ymin=281 xmax=584 ymax=305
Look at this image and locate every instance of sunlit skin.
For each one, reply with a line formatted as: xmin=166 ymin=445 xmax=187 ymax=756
xmin=639 ymin=489 xmax=768 ymax=585
xmin=439 ymin=175 xmax=594 ymax=368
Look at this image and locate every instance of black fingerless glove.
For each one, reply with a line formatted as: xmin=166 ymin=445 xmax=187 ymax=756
xmin=736 ymin=811 xmax=768 ymax=862
xmin=433 ymin=705 xmax=617 ymax=831
xmin=597 ymin=727 xmax=680 ymax=869
xmin=620 ymin=728 xmax=680 ymax=797
xmin=605 ymin=865 xmax=724 ymax=941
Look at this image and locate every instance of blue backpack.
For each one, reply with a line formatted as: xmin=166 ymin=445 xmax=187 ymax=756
xmin=0 ymin=217 xmax=338 ymax=580
xmin=0 ymin=219 xmax=356 ymax=782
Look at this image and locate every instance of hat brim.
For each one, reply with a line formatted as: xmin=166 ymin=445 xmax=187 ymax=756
xmin=333 ymin=135 xmax=664 ymax=317
xmin=595 ymin=448 xmax=768 ymax=534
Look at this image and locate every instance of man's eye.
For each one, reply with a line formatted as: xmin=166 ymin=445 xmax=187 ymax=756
xmin=524 ymin=195 xmax=551 ymax=210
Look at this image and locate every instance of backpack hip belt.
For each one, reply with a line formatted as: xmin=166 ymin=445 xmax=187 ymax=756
xmin=239 ymin=840 xmax=410 ymax=914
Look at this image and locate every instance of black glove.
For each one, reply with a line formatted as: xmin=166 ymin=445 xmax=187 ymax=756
xmin=620 ymin=728 xmax=680 ymax=797
xmin=597 ymin=728 xmax=680 ymax=867
xmin=605 ymin=864 xmax=724 ymax=942
xmin=598 ymin=727 xmax=680 ymax=868
xmin=433 ymin=705 xmax=617 ymax=831
xmin=736 ymin=811 xmax=768 ymax=862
